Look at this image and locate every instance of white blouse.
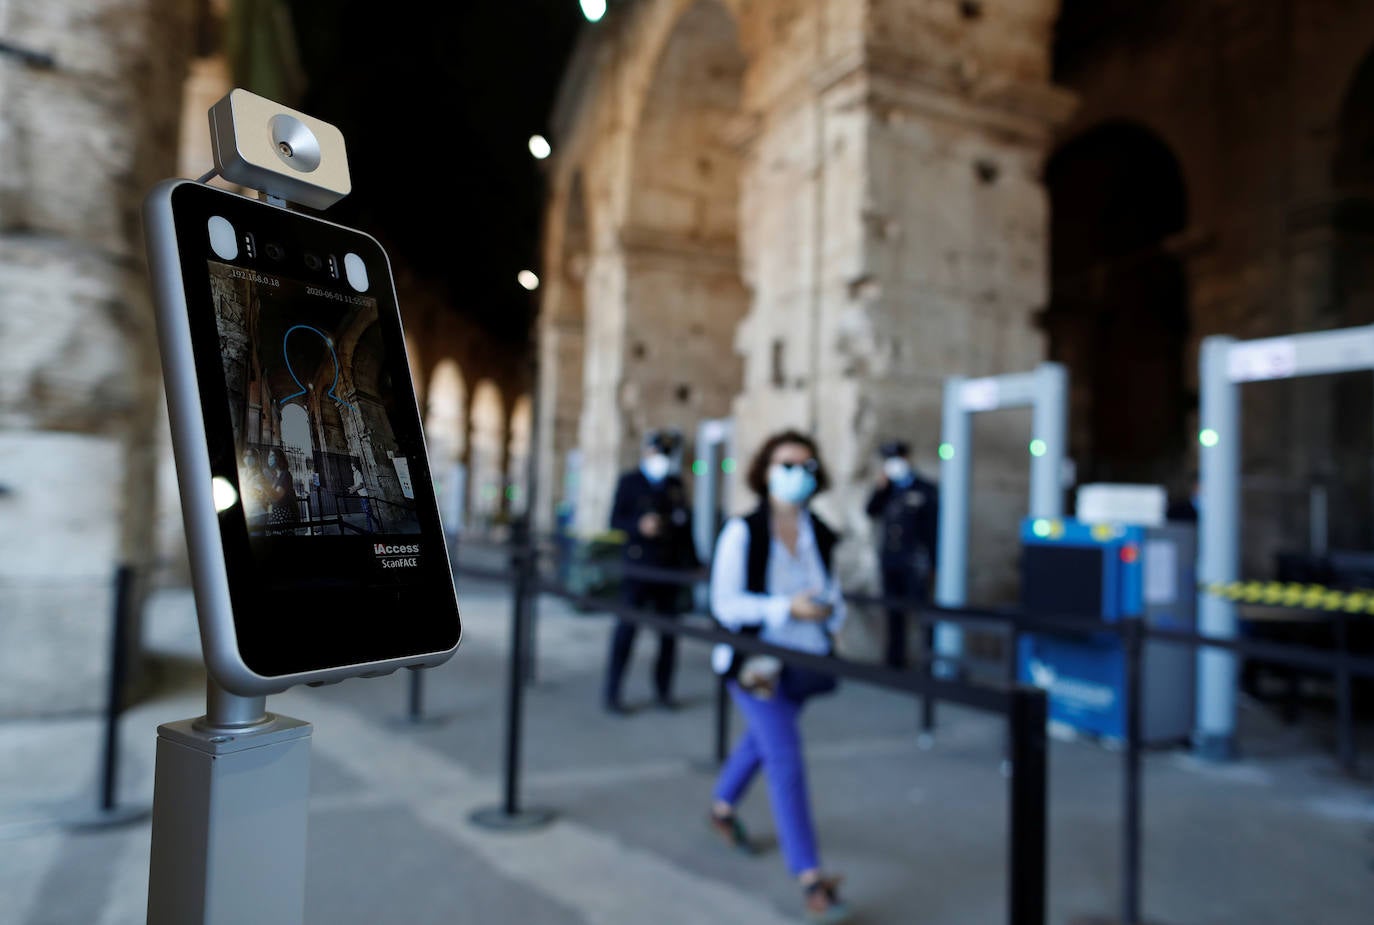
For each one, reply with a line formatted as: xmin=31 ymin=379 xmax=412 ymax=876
xmin=709 ymin=511 xmax=846 ymax=674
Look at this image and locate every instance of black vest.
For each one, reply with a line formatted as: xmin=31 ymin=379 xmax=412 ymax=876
xmin=742 ymin=506 xmax=838 ymax=592
xmin=719 ymin=507 xmax=839 ymax=676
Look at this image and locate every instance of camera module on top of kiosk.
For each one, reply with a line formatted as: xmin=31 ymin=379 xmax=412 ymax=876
xmin=145 ymin=180 xmax=460 ymax=694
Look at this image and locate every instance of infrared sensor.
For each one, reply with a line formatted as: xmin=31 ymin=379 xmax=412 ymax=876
xmin=344 ymin=252 xmax=369 ymax=292
xmin=208 ymin=216 xmax=238 ymax=261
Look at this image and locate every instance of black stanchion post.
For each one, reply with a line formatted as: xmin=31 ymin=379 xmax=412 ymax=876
xmin=999 ymin=621 xmax=1022 ymax=771
xmin=470 ymin=519 xmax=555 ymax=831
xmin=408 ymin=668 xmax=425 ymax=723
xmin=65 ymin=565 xmax=150 ymax=830
xmin=1333 ymin=609 xmax=1356 ymax=774
xmin=522 ymin=559 xmax=539 ymax=687
xmin=715 ymin=674 xmax=730 ymax=765
xmin=1121 ymin=617 xmax=1144 ymax=925
xmin=1007 ymin=686 xmax=1048 ymax=925
xmin=919 ymin=611 xmax=936 ymax=744
xmin=100 ymin=564 xmax=134 ymax=812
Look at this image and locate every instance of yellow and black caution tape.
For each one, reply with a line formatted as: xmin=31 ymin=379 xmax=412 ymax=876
xmin=1201 ymin=580 xmax=1374 ymax=615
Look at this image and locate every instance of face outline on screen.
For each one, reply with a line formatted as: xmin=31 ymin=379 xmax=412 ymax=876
xmin=144 ymin=180 xmax=460 ymax=693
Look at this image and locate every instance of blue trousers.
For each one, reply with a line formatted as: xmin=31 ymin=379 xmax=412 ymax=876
xmin=712 ymin=682 xmax=819 ymax=876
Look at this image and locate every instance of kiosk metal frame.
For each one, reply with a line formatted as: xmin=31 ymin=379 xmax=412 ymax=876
xmin=1195 ymin=326 xmax=1374 ymax=758
xmin=934 ymin=363 xmax=1069 ymax=667
xmin=144 ymin=89 xmax=455 ymax=924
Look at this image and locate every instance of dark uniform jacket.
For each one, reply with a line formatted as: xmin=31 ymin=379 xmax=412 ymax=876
xmin=865 ymin=475 xmax=939 ymax=572
xmin=610 ymin=469 xmax=700 ymax=589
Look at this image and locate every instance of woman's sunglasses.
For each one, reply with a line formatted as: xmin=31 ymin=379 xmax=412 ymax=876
xmin=774 ymin=459 xmax=819 ymax=474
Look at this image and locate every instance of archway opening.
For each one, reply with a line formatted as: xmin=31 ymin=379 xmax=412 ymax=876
xmin=280 ymin=402 xmax=314 ymax=499
xmin=470 ymin=380 xmax=506 ymax=527
xmin=1328 ymin=45 xmax=1374 ymax=548
xmin=508 ymin=395 xmax=533 ymax=515
xmin=1044 ymin=122 xmax=1190 ymax=486
xmin=426 ymin=358 xmax=468 ymax=528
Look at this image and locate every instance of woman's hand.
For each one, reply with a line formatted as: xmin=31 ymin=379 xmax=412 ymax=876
xmin=789 ymin=591 xmax=833 ymax=622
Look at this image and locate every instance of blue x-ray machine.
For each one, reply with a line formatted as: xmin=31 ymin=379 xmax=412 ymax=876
xmin=1017 ymin=518 xmax=1196 ymax=743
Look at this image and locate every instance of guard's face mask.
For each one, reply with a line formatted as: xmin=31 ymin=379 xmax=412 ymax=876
xmin=642 ymin=453 xmax=671 ymax=483
xmin=769 ymin=462 xmax=817 ymax=505
xmin=883 ymin=457 xmax=914 ymax=486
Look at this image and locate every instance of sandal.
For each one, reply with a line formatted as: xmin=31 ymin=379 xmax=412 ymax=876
xmin=803 ymin=874 xmax=850 ymax=924
xmin=708 ymin=808 xmax=755 ymax=854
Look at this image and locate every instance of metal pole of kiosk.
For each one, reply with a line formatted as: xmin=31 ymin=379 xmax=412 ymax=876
xmin=146 ymin=679 xmax=312 ymax=925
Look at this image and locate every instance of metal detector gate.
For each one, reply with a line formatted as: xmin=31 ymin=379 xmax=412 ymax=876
xmin=1196 ymin=326 xmax=1374 ymax=758
xmin=934 ymin=363 xmax=1069 ymax=669
xmin=693 ymin=418 xmax=735 ymax=566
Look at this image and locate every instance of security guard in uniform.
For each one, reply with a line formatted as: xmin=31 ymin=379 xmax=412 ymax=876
xmin=865 ymin=441 xmax=939 ymax=669
xmin=602 ymin=429 xmax=700 ymax=714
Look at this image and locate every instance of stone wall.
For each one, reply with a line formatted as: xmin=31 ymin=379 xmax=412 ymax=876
xmin=0 ymin=0 xmax=195 ymax=716
xmin=1051 ymin=0 xmax=1374 ymax=575
xmin=543 ymin=0 xmax=1068 ymax=606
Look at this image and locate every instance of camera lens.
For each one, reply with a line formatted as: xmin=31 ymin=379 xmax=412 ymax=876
xmin=304 ymin=253 xmax=322 ymax=271
xmin=265 ymin=243 xmax=285 ymax=261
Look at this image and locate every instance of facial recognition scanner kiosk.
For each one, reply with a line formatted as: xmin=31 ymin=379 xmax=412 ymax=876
xmin=934 ymin=363 xmax=1068 ymax=670
xmin=1017 ymin=517 xmax=1196 ymax=743
xmin=142 ymin=89 xmax=460 ymax=925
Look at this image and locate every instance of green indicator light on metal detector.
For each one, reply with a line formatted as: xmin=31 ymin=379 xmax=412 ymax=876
xmin=1032 ymin=519 xmax=1052 ymax=538
xmin=938 ymin=443 xmax=955 ymax=461
xmin=505 ymin=486 xmax=517 ymax=501
xmin=692 ymin=460 xmax=706 ymax=476
xmin=1029 ymin=439 xmax=1047 ymax=457
xmin=722 ymin=457 xmax=737 ymax=474
xmin=1199 ymin=428 xmax=1220 ymax=448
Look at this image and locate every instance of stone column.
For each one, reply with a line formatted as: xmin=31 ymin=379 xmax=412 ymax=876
xmin=573 ymin=247 xmax=629 ymax=536
xmin=733 ymin=0 xmax=1072 ymax=602
xmin=535 ymin=318 xmax=584 ymax=530
xmin=0 ymin=0 xmax=195 ymax=716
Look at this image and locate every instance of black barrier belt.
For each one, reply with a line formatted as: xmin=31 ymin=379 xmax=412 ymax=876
xmin=456 ymin=556 xmax=1374 ymax=681
xmin=533 ymin=577 xmax=1015 ymax=715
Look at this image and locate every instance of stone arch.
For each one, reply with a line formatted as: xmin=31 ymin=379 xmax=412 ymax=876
xmin=575 ymin=0 xmax=750 ymax=533
xmin=469 ymin=379 xmax=507 ymax=526
xmin=1043 ymin=121 xmax=1190 ymax=485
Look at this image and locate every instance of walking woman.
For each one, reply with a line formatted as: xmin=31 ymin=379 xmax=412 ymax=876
xmin=707 ymin=429 xmax=850 ymax=923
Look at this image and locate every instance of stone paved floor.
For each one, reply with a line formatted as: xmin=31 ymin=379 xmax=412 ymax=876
xmin=2 ymin=575 xmax=1373 ymax=925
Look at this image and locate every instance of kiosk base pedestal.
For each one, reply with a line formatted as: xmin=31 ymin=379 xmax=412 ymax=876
xmin=147 ymin=712 xmax=312 ymax=925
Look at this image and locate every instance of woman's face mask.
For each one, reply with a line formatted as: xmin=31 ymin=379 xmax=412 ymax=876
xmin=267 ymin=453 xmax=278 ymax=469
xmin=768 ymin=461 xmax=817 ymax=505
xmin=642 ymin=453 xmax=671 ymax=483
